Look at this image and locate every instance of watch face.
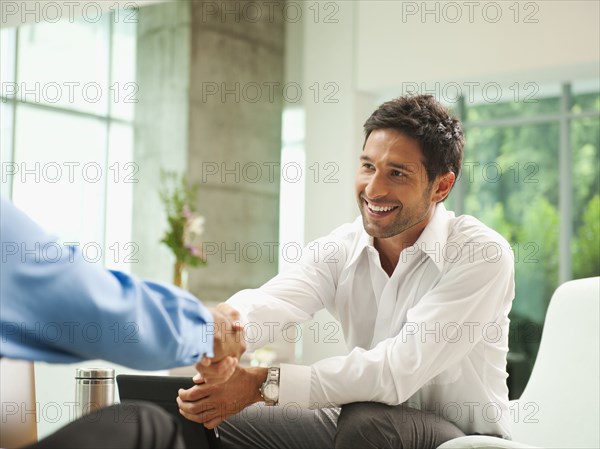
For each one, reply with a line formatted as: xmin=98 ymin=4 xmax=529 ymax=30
xmin=263 ymin=383 xmax=279 ymax=400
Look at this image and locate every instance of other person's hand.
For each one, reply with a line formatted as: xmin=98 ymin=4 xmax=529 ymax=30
xmin=194 ymin=305 xmax=245 ymax=384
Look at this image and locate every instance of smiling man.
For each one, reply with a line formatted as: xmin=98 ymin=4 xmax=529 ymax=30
xmin=178 ymin=95 xmax=515 ymax=449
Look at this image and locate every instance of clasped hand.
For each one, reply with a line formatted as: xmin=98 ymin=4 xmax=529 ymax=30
xmin=178 ymin=304 xmax=262 ymax=428
xmin=197 ymin=303 xmax=245 ymax=383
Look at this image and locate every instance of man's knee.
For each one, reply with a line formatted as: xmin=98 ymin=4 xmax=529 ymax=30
xmin=113 ymin=401 xmax=171 ymax=426
xmin=118 ymin=401 xmax=185 ymax=449
xmin=334 ymin=402 xmax=385 ymax=449
xmin=335 ymin=402 xmax=466 ymax=449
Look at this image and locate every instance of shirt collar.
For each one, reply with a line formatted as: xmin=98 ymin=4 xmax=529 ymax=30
xmin=346 ymin=203 xmax=452 ymax=272
xmin=412 ymin=202 xmax=451 ymax=272
xmin=346 ymin=217 xmax=373 ymax=268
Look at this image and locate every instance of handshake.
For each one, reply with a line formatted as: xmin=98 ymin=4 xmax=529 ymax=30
xmin=196 ymin=303 xmax=246 ymax=383
xmin=180 ymin=303 xmax=267 ymax=428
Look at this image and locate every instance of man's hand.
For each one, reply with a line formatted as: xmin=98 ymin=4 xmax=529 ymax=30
xmin=208 ymin=305 xmax=245 ymax=361
xmin=177 ymin=366 xmax=266 ymax=429
xmin=215 ymin=302 xmax=242 ymax=325
xmin=195 ymin=304 xmax=246 ymax=384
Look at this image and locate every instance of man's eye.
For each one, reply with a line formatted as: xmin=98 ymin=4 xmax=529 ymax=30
xmin=391 ymin=170 xmax=404 ymax=177
xmin=362 ymin=163 xmax=374 ymax=170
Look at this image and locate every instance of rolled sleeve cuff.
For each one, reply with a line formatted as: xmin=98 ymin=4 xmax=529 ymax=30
xmin=279 ymin=363 xmax=312 ymax=409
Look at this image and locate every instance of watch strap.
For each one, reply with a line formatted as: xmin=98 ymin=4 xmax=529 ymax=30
xmin=259 ymin=367 xmax=280 ymax=406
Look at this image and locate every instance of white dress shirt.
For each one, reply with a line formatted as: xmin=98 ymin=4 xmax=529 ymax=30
xmin=227 ymin=204 xmax=515 ymax=438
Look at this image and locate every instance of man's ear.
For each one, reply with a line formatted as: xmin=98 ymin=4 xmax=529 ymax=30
xmin=432 ymin=172 xmax=455 ymax=203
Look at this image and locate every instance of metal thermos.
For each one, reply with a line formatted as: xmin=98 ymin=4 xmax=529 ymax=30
xmin=74 ymin=368 xmax=115 ymax=418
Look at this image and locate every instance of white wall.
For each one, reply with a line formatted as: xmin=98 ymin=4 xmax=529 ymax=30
xmin=356 ymin=0 xmax=600 ymax=93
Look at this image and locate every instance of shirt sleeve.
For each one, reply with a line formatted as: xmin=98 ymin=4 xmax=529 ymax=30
xmin=225 ymin=235 xmax=349 ymax=407
xmin=0 ymin=198 xmax=214 ymax=370
xmin=226 ymin=236 xmax=341 ymax=353
xmin=282 ymin=236 xmax=514 ymax=409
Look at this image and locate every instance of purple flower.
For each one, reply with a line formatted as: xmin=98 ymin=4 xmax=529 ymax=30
xmin=185 ymin=244 xmax=201 ymax=257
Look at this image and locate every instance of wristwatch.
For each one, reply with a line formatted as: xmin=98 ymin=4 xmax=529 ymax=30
xmin=259 ymin=367 xmax=280 ymax=406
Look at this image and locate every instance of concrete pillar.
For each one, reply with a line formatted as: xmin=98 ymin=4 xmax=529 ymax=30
xmin=186 ymin=1 xmax=285 ymax=302
xmin=132 ymin=1 xmax=192 ymax=282
xmin=133 ymin=1 xmax=284 ymax=305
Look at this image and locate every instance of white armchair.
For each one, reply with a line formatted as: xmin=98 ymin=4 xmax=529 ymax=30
xmin=438 ymin=276 xmax=600 ymax=449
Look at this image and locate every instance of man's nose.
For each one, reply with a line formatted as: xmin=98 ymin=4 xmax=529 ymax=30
xmin=365 ymin=172 xmax=388 ymax=199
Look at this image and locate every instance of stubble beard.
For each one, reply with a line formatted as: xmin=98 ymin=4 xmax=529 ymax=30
xmin=358 ymin=187 xmax=433 ymax=240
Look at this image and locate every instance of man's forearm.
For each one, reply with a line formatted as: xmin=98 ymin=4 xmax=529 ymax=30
xmin=245 ymin=367 xmax=268 ymax=404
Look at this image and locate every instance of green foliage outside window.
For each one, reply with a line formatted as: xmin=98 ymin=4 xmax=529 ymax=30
xmin=573 ymin=194 xmax=600 ymax=279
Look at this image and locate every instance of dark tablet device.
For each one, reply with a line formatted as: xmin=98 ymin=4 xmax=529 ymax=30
xmin=116 ymin=374 xmax=221 ymax=449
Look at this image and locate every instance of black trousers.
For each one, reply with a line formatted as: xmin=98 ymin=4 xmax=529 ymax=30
xmin=26 ymin=401 xmax=185 ymax=449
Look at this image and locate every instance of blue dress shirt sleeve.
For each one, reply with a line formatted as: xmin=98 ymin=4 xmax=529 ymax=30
xmin=0 ymin=198 xmax=214 ymax=369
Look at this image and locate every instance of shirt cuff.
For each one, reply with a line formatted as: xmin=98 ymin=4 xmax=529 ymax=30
xmin=279 ymin=363 xmax=312 ymax=409
xmin=181 ymin=300 xmax=215 ymax=364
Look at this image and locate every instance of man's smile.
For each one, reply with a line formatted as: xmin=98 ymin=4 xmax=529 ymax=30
xmin=363 ymin=198 xmax=400 ymax=217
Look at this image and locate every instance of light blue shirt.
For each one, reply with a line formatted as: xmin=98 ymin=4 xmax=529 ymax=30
xmin=0 ymin=198 xmax=214 ymax=369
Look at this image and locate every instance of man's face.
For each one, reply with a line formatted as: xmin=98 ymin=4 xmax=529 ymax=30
xmin=355 ymin=128 xmax=438 ymax=241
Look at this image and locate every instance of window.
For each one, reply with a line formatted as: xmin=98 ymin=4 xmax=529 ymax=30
xmin=446 ymin=82 xmax=600 ymax=398
xmin=1 ymin=12 xmax=137 ymax=272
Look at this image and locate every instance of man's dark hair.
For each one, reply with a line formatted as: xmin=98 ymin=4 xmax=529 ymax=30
xmin=363 ymin=95 xmax=464 ymax=183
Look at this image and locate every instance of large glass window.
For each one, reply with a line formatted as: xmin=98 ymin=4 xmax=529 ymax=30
xmin=447 ymin=83 xmax=600 ymax=398
xmin=1 ymin=12 xmax=137 ymax=272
